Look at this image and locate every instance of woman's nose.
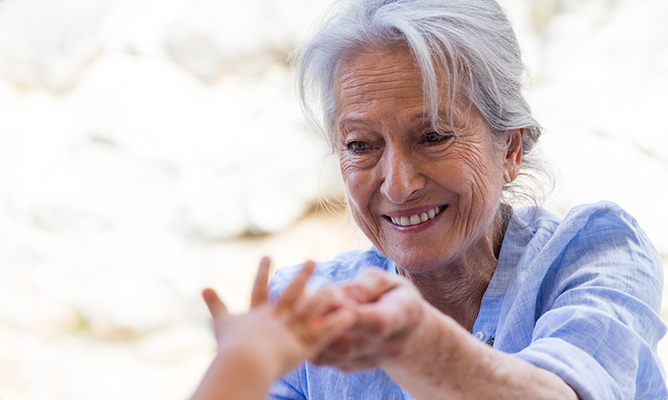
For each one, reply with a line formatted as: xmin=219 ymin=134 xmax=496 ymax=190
xmin=379 ymin=148 xmax=426 ymax=204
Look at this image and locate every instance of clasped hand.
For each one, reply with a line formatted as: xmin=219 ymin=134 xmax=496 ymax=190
xmin=312 ymin=267 xmax=427 ymax=371
xmin=202 ymin=258 xmax=428 ymax=376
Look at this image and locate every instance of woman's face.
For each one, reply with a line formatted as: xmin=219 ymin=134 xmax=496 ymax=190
xmin=335 ymin=46 xmax=518 ymax=273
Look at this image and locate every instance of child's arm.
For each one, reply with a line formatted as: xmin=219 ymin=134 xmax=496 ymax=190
xmin=191 ymin=257 xmax=356 ymax=400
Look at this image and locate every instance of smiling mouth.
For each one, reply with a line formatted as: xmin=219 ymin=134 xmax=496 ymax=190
xmin=386 ymin=206 xmax=446 ymax=227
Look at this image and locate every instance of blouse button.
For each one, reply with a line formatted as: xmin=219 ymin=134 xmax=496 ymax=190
xmin=473 ymin=331 xmax=486 ymax=341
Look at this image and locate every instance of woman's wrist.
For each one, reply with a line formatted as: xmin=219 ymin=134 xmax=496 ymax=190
xmin=381 ymin=300 xmax=455 ymax=370
xmin=380 ymin=301 xmax=477 ymax=399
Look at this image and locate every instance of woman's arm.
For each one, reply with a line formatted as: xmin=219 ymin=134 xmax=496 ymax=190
xmin=313 ymin=268 xmax=578 ymax=399
xmin=384 ymin=301 xmax=578 ymax=400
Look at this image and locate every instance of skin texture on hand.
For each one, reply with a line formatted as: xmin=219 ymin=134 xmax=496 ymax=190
xmin=312 ymin=267 xmax=426 ymax=370
xmin=190 ymin=258 xmax=357 ymax=400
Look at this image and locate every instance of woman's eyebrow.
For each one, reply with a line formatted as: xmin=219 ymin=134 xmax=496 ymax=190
xmin=410 ymin=110 xmax=461 ymax=125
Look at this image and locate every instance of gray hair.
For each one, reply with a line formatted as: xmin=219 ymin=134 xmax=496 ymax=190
xmin=293 ymin=0 xmax=551 ymax=206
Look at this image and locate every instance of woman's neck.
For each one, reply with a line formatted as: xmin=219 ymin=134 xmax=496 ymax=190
xmin=397 ymin=204 xmax=512 ymax=331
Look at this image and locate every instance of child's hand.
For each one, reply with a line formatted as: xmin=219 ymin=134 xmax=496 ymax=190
xmin=201 ymin=257 xmax=357 ymax=378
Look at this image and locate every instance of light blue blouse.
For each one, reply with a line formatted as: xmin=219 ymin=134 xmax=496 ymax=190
xmin=268 ymin=202 xmax=667 ymax=399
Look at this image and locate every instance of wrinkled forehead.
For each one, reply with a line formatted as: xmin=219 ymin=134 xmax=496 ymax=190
xmin=335 ymin=48 xmax=421 ymax=108
xmin=333 ymin=45 xmax=475 ymax=129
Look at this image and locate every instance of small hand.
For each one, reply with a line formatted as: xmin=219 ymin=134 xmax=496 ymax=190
xmin=202 ymin=257 xmax=358 ymax=376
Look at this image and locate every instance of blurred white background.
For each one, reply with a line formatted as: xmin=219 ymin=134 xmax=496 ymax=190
xmin=0 ymin=0 xmax=666 ymax=398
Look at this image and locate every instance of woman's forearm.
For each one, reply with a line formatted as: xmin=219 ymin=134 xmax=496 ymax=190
xmin=382 ymin=304 xmax=579 ymax=400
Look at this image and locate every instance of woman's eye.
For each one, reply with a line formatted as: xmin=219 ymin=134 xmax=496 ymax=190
xmin=424 ymin=131 xmax=452 ymax=144
xmin=347 ymin=141 xmax=369 ymax=152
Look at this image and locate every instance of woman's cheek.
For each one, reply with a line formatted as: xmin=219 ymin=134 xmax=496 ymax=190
xmin=339 ymin=156 xmax=354 ymax=180
xmin=339 ymin=157 xmax=369 ymax=194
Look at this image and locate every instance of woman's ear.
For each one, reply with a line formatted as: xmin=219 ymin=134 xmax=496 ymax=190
xmin=503 ymin=129 xmax=524 ymax=184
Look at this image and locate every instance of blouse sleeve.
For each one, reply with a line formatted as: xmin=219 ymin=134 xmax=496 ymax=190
xmin=267 ymin=372 xmax=307 ymax=400
xmin=514 ymin=203 xmax=667 ymax=400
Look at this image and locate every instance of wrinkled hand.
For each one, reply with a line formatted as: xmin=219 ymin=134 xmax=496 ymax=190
xmin=202 ymin=257 xmax=357 ymax=377
xmin=311 ymin=267 xmax=428 ymax=371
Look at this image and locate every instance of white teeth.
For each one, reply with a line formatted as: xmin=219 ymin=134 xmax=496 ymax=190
xmin=389 ymin=206 xmax=443 ymax=227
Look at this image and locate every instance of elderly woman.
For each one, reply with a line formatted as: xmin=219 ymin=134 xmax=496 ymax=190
xmin=267 ymin=0 xmax=667 ymax=399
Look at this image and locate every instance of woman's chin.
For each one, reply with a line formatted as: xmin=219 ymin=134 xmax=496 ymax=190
xmin=391 ymin=251 xmax=455 ymax=275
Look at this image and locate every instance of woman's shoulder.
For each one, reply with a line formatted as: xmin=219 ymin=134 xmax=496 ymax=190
xmin=509 ymin=200 xmax=662 ymax=309
xmin=557 ymin=200 xmax=661 ymax=273
xmin=268 ymin=247 xmax=393 ymax=298
xmin=557 ymin=200 xmax=643 ymax=231
xmin=506 ymin=200 xmax=662 ymax=291
xmin=514 ymin=200 xmax=650 ymax=245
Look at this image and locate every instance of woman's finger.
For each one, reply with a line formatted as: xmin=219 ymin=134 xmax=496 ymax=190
xmin=250 ymin=256 xmax=271 ymax=308
xmin=311 ymin=327 xmax=403 ymax=370
xmin=340 ymin=267 xmax=401 ymax=304
xmin=309 ymin=306 xmax=357 ymax=351
xmin=202 ymin=288 xmax=228 ymax=318
xmin=351 ymin=284 xmax=423 ymax=338
xmin=278 ymin=261 xmax=316 ymax=310
xmin=311 ymin=336 xmax=353 ymax=366
xmin=293 ymin=285 xmax=345 ymax=322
